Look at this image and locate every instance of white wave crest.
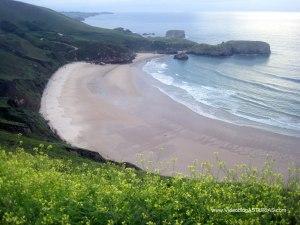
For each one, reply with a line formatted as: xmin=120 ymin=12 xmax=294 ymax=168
xmin=151 ymin=72 xmax=174 ymax=86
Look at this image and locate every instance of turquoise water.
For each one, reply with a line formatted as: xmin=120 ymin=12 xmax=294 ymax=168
xmin=85 ymin=12 xmax=300 ymax=137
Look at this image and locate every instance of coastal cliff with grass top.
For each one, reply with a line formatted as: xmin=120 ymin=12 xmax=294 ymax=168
xmin=0 ymin=0 xmax=298 ymax=224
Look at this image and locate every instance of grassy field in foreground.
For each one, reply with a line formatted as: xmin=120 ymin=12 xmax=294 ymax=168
xmin=0 ymin=140 xmax=299 ymax=225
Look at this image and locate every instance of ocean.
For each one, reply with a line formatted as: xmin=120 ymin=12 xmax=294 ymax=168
xmin=85 ymin=12 xmax=300 ymax=137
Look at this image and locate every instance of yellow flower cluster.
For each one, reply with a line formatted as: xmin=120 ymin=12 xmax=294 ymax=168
xmin=0 ymin=145 xmax=299 ymax=224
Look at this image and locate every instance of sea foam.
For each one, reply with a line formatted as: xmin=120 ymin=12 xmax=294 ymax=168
xmin=143 ymin=58 xmax=300 ymax=137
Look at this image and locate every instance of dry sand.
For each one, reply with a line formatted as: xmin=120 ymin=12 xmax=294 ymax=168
xmin=40 ymin=53 xmax=300 ymax=176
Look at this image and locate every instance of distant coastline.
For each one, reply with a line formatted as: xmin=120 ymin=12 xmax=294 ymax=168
xmin=61 ymin=11 xmax=114 ymax=22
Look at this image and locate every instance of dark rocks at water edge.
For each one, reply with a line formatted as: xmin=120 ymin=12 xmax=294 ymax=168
xmin=143 ymin=32 xmax=155 ymax=36
xmin=174 ymin=51 xmax=189 ymax=60
xmin=114 ymin=27 xmax=134 ymax=34
xmin=188 ymin=41 xmax=271 ymax=56
xmin=166 ymin=30 xmax=186 ymax=39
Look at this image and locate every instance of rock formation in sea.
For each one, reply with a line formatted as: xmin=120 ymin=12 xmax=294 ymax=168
xmin=174 ymin=51 xmax=189 ymax=60
xmin=188 ymin=41 xmax=271 ymax=56
xmin=166 ymin=30 xmax=186 ymax=39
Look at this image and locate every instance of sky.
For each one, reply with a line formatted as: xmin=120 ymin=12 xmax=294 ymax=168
xmin=18 ymin=0 xmax=300 ymax=12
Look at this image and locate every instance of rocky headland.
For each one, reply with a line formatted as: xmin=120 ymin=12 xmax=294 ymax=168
xmin=188 ymin=40 xmax=271 ymax=56
xmin=61 ymin=12 xmax=113 ymax=22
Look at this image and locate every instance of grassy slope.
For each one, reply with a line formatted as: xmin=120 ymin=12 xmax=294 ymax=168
xmin=0 ymin=139 xmax=299 ymax=224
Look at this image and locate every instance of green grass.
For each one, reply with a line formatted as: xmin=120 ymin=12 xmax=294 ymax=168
xmin=0 ymin=131 xmax=100 ymax=164
xmin=0 ymin=98 xmax=9 ymax=108
xmin=0 ymin=139 xmax=299 ymax=225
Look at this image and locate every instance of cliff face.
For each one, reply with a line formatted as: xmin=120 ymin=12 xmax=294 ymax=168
xmin=226 ymin=41 xmax=271 ymax=55
xmin=188 ymin=43 xmax=232 ymax=56
xmin=188 ymin=41 xmax=271 ymax=56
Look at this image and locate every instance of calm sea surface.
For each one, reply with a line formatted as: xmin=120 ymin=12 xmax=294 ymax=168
xmin=85 ymin=12 xmax=300 ymax=137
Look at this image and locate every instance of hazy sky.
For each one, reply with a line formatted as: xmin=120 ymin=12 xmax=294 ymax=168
xmin=19 ymin=0 xmax=300 ymax=12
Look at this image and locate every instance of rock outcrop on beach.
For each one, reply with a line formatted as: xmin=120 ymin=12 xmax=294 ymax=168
xmin=174 ymin=51 xmax=189 ymax=60
xmin=188 ymin=41 xmax=271 ymax=56
xmin=65 ymin=146 xmax=142 ymax=170
xmin=166 ymin=30 xmax=186 ymax=39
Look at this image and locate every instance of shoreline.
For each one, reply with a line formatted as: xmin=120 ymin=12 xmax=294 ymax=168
xmin=40 ymin=53 xmax=300 ymax=176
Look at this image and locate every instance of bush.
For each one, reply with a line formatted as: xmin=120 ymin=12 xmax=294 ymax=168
xmin=0 ymin=144 xmax=299 ymax=225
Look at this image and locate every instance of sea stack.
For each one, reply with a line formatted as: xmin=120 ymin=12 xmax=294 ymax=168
xmin=174 ymin=51 xmax=189 ymax=60
xmin=166 ymin=30 xmax=185 ymax=39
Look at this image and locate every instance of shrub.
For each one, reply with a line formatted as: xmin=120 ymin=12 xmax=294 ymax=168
xmin=0 ymin=144 xmax=299 ymax=224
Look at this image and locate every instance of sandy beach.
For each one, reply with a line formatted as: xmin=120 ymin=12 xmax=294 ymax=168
xmin=40 ymin=53 xmax=300 ymax=176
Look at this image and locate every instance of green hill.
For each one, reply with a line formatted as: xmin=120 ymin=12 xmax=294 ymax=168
xmin=0 ymin=0 xmax=147 ymax=44
xmin=0 ymin=0 xmax=92 ymax=33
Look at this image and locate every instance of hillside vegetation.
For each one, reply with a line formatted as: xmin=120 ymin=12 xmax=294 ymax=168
xmin=0 ymin=0 xmax=195 ymax=140
xmin=0 ymin=137 xmax=299 ymax=225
